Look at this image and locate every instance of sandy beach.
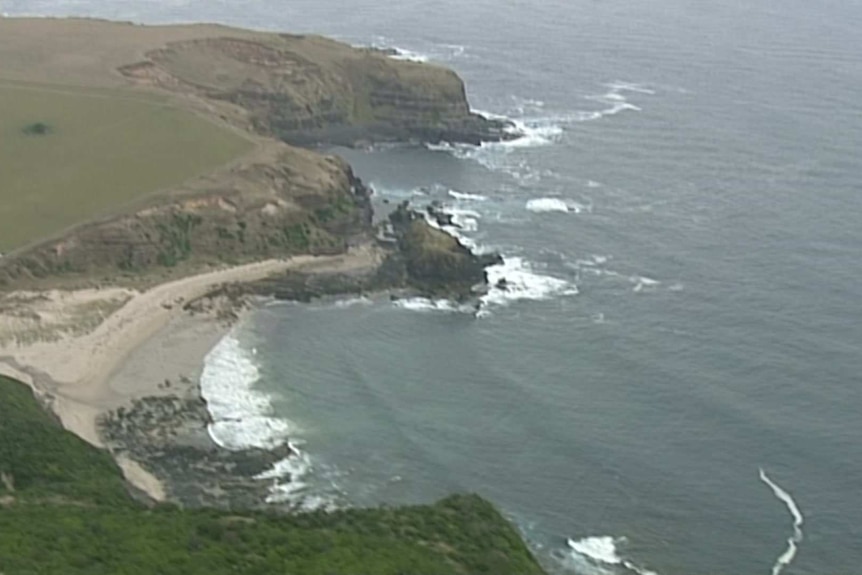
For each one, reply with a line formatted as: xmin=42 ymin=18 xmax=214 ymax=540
xmin=0 ymin=245 xmax=382 ymax=500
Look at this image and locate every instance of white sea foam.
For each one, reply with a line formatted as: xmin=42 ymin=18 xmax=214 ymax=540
xmin=607 ymin=81 xmax=657 ymax=95
xmin=387 ymin=48 xmax=430 ymax=63
xmin=255 ymin=445 xmax=312 ymax=503
xmin=333 ymin=296 xmax=373 ymax=308
xmin=525 ymin=197 xmax=591 ymax=214
xmin=423 ymin=205 xmax=482 ymax=249
xmin=526 ymin=198 xmax=570 ymax=213
xmin=632 ymin=276 xmax=661 ymax=293
xmin=447 ymin=207 xmax=482 ymax=232
xmin=759 ymin=468 xmax=805 ymax=575
xmin=482 ymin=256 xmax=577 ymax=309
xmin=369 ymin=36 xmax=467 ymax=63
xmin=399 ymin=201 xmax=576 ymax=315
xmin=502 ymin=118 xmax=565 ymax=148
xmin=568 ymin=536 xmax=624 ymax=565
xmin=448 ymin=189 xmax=488 ymax=202
xmin=200 ymin=334 xmax=291 ymax=451
xmin=201 ymin=335 xmax=339 ymax=511
xmin=428 ymin=83 xmax=651 ymax=180
xmin=393 ymin=298 xmax=468 ymax=313
xmin=565 ymin=536 xmax=659 ymax=575
xmin=568 ymin=81 xmax=654 ymax=123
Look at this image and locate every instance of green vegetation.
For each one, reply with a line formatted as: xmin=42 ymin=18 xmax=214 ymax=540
xmin=0 ymin=376 xmax=545 ymax=574
xmin=155 ymin=213 xmax=204 ymax=267
xmin=21 ymin=122 xmax=53 ymax=136
xmin=0 ymin=375 xmax=130 ymax=507
xmin=0 ymin=80 xmax=252 ymax=251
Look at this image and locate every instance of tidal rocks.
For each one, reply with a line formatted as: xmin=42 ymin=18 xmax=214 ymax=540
xmin=100 ymin=395 xmax=293 ymax=509
xmin=385 ymin=202 xmax=502 ymax=300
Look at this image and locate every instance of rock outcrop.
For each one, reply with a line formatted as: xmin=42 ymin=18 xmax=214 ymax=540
xmin=384 ymin=202 xmax=502 ymax=300
xmin=119 ymin=35 xmax=511 ymax=146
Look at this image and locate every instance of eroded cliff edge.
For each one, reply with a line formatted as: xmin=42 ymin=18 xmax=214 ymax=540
xmin=120 ymin=34 xmax=510 ymax=146
xmin=0 ymin=19 xmax=506 ymax=296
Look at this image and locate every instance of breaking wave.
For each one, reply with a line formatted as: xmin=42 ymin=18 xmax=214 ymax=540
xmin=525 ymin=197 xmax=591 ymax=214
xmin=559 ymin=536 xmax=658 ymax=575
xmin=426 ymin=81 xmax=652 ymax=184
xmin=393 ymin=298 xmax=474 ymax=313
xmin=482 ymin=256 xmax=578 ymax=312
xmin=369 ymin=36 xmax=468 ymax=63
xmin=201 ymin=334 xmax=291 ymax=451
xmin=759 ymin=468 xmax=804 ymax=575
xmin=448 ymin=189 xmax=488 ymax=202
xmin=200 ymin=333 xmax=336 ymax=510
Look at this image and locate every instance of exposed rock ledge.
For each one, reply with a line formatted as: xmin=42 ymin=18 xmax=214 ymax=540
xmin=118 ymin=33 xmax=511 ymax=146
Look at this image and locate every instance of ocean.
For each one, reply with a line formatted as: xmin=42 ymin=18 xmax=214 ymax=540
xmin=8 ymin=1 xmax=862 ymax=573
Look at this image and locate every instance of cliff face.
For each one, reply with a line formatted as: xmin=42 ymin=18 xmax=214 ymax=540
xmin=0 ymin=143 xmax=371 ymax=288
xmin=120 ymin=35 xmax=510 ymax=146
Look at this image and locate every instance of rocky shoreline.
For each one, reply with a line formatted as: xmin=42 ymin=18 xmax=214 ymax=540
xmin=0 ymin=17 xmax=507 ymax=511
xmin=94 ymin=200 xmax=503 ymax=510
xmin=100 ymin=393 xmax=293 ymax=509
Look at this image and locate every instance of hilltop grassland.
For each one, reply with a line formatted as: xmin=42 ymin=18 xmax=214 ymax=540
xmin=0 ymin=79 xmax=252 ymax=252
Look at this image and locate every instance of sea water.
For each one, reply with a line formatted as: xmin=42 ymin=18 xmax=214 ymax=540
xmin=11 ymin=1 xmax=862 ymax=573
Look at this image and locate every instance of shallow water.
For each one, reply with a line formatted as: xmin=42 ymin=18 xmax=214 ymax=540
xmin=10 ymin=1 xmax=862 ymax=573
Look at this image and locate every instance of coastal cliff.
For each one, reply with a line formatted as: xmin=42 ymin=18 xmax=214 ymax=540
xmin=119 ymin=34 xmax=509 ymax=146
xmin=0 ymin=375 xmax=547 ymax=574
xmin=0 ymin=143 xmax=372 ymax=288
xmin=0 ymin=19 xmax=505 ymax=291
xmin=0 ymin=19 xmax=546 ymax=574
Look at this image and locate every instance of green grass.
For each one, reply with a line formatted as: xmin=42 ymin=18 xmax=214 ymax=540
xmin=0 ymin=80 xmax=253 ymax=251
xmin=0 ymin=376 xmax=546 ymax=574
xmin=0 ymin=374 xmax=130 ymax=506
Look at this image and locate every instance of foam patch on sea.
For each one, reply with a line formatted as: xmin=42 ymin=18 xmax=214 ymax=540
xmin=526 ymin=197 xmax=592 ymax=214
xmin=369 ymin=35 xmax=468 ymax=63
xmin=556 ymin=536 xmax=658 ymax=575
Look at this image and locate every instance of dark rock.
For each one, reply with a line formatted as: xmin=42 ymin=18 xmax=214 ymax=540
xmin=384 ymin=202 xmax=501 ymax=301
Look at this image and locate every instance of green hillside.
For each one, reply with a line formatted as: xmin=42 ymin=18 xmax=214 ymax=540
xmin=0 ymin=80 xmax=252 ymax=251
xmin=0 ymin=376 xmax=545 ymax=574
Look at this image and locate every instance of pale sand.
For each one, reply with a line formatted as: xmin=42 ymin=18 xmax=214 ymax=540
xmin=0 ymin=245 xmax=382 ymax=499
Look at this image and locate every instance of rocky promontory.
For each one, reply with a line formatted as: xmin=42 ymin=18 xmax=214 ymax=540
xmin=119 ymin=34 xmax=511 ymax=147
xmin=0 ymin=18 xmax=510 ymax=292
xmin=384 ymin=202 xmax=502 ymax=300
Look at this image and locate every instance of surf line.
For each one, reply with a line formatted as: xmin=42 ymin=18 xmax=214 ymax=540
xmin=759 ymin=468 xmax=804 ymax=575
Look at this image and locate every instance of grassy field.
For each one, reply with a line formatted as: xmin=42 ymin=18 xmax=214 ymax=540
xmin=0 ymin=79 xmax=253 ymax=252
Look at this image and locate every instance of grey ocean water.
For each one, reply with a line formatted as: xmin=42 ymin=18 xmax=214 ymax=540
xmin=10 ymin=1 xmax=862 ymax=573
